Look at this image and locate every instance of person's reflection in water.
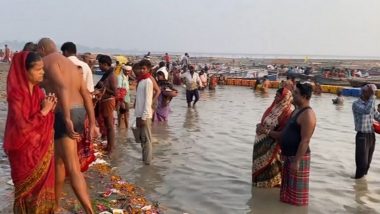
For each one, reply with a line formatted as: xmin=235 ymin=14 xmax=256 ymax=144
xmin=347 ymin=179 xmax=379 ymax=213
xmin=247 ymin=187 xmax=308 ymax=214
xmin=133 ymin=164 xmax=167 ymax=202
xmin=354 ymin=178 xmax=369 ymax=204
xmin=183 ymin=108 xmax=199 ymax=131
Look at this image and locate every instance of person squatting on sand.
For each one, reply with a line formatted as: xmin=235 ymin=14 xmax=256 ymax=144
xmin=37 ymin=38 xmax=98 ymax=214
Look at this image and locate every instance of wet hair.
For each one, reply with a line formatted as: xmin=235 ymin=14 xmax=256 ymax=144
xmin=296 ymin=83 xmax=313 ymax=100
xmin=23 ymin=42 xmax=37 ymax=51
xmin=98 ymin=55 xmax=112 ymax=66
xmin=25 ymin=52 xmax=42 ymax=71
xmin=139 ymin=59 xmax=152 ymax=68
xmin=60 ymin=42 xmax=77 ymax=55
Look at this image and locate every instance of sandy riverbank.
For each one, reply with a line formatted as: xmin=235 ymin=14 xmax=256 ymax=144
xmin=0 ymin=63 xmax=160 ymax=213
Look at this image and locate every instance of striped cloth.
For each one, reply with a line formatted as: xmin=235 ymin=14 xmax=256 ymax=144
xmin=280 ymin=155 xmax=310 ymax=206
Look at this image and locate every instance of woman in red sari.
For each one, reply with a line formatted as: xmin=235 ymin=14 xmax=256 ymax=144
xmin=252 ymin=87 xmax=293 ymax=187
xmin=3 ymin=51 xmax=57 ymax=213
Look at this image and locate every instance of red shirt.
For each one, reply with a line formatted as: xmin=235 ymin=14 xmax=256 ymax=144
xmin=164 ymin=55 xmax=171 ymax=63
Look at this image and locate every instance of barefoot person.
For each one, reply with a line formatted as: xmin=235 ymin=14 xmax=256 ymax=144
xmin=259 ymin=83 xmax=316 ymax=206
xmin=352 ymin=84 xmax=380 ymax=179
xmin=117 ymin=65 xmax=132 ymax=128
xmin=181 ymin=65 xmax=203 ymax=107
xmin=4 ymin=52 xmax=57 ymax=213
xmin=95 ymin=55 xmax=117 ymax=153
xmin=134 ymin=59 xmax=154 ymax=165
xmin=3 ymin=44 xmax=11 ymax=63
xmin=37 ymin=38 xmax=97 ymax=214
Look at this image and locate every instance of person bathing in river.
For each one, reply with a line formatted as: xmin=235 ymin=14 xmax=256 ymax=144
xmin=313 ymin=81 xmax=322 ymax=95
xmin=154 ymin=71 xmax=178 ymax=121
xmin=252 ymin=87 xmax=294 ymax=187
xmin=258 ymin=83 xmax=316 ymax=206
xmin=199 ymin=70 xmax=208 ymax=90
xmin=332 ymin=91 xmax=344 ymax=105
xmin=261 ymin=77 xmax=270 ymax=93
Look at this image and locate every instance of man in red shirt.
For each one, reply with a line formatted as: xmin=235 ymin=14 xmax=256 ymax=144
xmin=163 ymin=52 xmax=171 ymax=69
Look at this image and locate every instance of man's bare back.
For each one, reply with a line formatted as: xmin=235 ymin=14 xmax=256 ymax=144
xmin=42 ymin=52 xmax=84 ymax=111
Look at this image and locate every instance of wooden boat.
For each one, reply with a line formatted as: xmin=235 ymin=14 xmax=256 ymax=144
xmin=314 ymin=75 xmax=350 ymax=86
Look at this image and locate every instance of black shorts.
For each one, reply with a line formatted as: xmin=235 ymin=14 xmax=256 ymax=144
xmin=54 ymin=107 xmax=86 ymax=139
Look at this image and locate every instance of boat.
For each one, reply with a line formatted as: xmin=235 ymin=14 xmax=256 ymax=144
xmin=314 ymin=75 xmax=351 ymax=86
xmin=348 ymin=78 xmax=380 ymax=88
xmin=286 ymin=72 xmax=315 ymax=81
xmin=267 ymin=71 xmax=278 ymax=81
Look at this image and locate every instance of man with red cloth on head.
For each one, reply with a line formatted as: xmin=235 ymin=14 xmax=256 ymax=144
xmin=134 ymin=59 xmax=154 ymax=165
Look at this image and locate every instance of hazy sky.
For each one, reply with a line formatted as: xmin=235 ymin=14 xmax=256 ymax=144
xmin=1 ymin=0 xmax=379 ymax=57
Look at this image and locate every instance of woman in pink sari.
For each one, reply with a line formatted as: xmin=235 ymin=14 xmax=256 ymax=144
xmin=3 ymin=51 xmax=57 ymax=213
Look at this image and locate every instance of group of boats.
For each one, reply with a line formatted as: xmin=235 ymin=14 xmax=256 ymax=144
xmin=292 ymin=73 xmax=380 ymax=88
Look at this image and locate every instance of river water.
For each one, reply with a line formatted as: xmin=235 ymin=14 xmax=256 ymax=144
xmin=1 ymin=83 xmax=380 ymax=213
xmin=109 ymin=85 xmax=380 ymax=214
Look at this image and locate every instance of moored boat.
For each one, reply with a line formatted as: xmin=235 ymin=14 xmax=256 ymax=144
xmin=348 ymin=77 xmax=380 ymax=88
xmin=315 ymin=75 xmax=350 ymax=86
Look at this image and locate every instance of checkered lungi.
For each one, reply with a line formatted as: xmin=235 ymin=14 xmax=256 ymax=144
xmin=280 ymin=154 xmax=310 ymax=206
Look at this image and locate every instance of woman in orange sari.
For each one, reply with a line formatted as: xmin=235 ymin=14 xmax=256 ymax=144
xmin=3 ymin=51 xmax=57 ymax=213
xmin=252 ymin=87 xmax=293 ymax=187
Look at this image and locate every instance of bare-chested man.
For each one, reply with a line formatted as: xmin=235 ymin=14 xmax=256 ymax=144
xmin=37 ymin=38 xmax=97 ymax=214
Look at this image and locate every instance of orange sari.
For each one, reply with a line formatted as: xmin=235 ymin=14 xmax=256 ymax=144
xmin=3 ymin=52 xmax=55 ymax=213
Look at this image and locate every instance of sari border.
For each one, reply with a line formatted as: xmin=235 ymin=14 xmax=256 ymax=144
xmin=14 ymin=142 xmax=53 ymax=199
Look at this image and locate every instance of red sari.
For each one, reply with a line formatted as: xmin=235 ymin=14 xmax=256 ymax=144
xmin=252 ymin=88 xmax=294 ymax=187
xmin=3 ymin=52 xmax=55 ymax=213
